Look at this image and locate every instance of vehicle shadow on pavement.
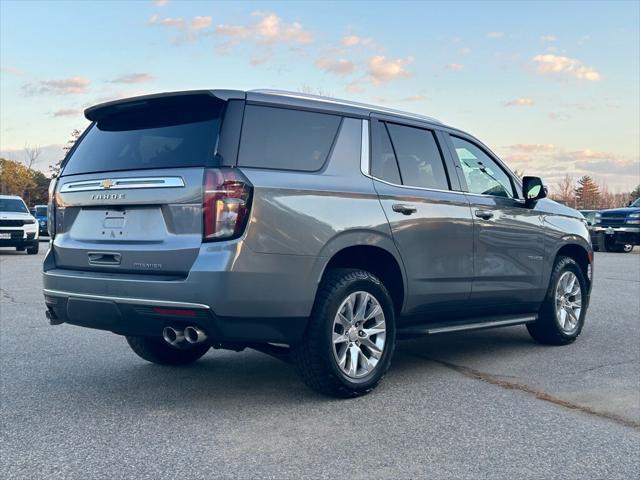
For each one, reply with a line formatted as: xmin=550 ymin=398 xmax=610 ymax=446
xmin=47 ymin=327 xmax=539 ymax=408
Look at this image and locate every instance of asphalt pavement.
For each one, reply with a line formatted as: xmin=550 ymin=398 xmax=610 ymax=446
xmin=1 ymin=244 xmax=639 ymax=479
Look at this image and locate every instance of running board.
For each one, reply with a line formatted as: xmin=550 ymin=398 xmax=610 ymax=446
xmin=397 ymin=314 xmax=537 ymax=338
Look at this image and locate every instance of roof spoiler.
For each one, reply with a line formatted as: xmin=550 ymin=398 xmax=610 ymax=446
xmin=84 ymin=89 xmax=246 ymax=122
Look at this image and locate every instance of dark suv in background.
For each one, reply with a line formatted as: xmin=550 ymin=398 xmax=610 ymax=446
xmin=43 ymin=90 xmax=593 ymax=397
xmin=590 ymin=199 xmax=640 ymax=252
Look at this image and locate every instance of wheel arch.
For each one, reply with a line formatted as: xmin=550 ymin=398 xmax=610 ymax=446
xmin=314 ymin=232 xmax=407 ymax=314
xmin=553 ymin=240 xmax=593 ymax=291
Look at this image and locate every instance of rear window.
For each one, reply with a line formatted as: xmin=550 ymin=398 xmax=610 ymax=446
xmin=62 ymin=98 xmax=223 ymax=176
xmin=238 ymin=105 xmax=342 ymax=171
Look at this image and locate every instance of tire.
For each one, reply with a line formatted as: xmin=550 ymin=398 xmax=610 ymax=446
xmin=527 ymin=256 xmax=587 ymax=345
xmin=125 ymin=335 xmax=209 ymax=366
xmin=26 ymin=242 xmax=39 ymax=255
xmin=623 ymin=244 xmax=633 ymax=253
xmin=291 ymin=268 xmax=396 ymax=398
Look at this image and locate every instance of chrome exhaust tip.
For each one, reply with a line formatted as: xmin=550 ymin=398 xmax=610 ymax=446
xmin=162 ymin=326 xmax=185 ymax=346
xmin=184 ymin=326 xmax=208 ymax=344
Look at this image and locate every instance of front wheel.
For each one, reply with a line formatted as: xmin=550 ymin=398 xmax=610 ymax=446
xmin=291 ymin=268 xmax=396 ymax=398
xmin=26 ymin=242 xmax=39 ymax=255
xmin=527 ymin=256 xmax=587 ymax=345
xmin=126 ymin=336 xmax=209 ymax=365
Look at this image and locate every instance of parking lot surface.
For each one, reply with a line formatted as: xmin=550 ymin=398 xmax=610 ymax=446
xmin=1 ymin=245 xmax=639 ymax=479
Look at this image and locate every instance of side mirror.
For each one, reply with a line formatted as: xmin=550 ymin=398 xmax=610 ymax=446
xmin=522 ymin=176 xmax=546 ymax=207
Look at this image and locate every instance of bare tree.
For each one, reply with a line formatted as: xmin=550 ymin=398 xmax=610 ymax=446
xmin=23 ymin=144 xmax=42 ymax=170
xmin=552 ymin=174 xmax=575 ymax=207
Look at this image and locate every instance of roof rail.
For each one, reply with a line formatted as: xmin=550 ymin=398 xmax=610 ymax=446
xmin=249 ymin=89 xmax=442 ymax=124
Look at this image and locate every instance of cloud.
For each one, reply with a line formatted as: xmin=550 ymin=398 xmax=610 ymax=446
xmin=153 ymin=0 xmax=169 ymax=6
xmin=215 ymin=11 xmax=312 ymax=45
xmin=315 ymin=58 xmax=356 ymax=75
xmin=500 ymin=144 xmax=639 ymax=190
xmin=191 ymin=16 xmax=212 ymax=31
xmin=1 ymin=66 xmax=22 ymax=75
xmin=487 ymin=32 xmax=504 ymax=38
xmin=107 ymin=73 xmax=154 ymax=84
xmin=541 ymin=35 xmax=557 ymax=42
xmin=446 ymin=63 xmax=464 ymax=71
xmin=51 ymin=108 xmax=82 ymax=117
xmin=22 ymin=76 xmax=90 ymax=95
xmin=148 ymin=15 xmax=185 ymax=29
xmin=505 ymin=97 xmax=534 ymax=107
xmin=341 ymin=35 xmax=373 ymax=47
xmin=532 ymin=54 xmax=601 ymax=81
xmin=367 ymin=55 xmax=412 ymax=84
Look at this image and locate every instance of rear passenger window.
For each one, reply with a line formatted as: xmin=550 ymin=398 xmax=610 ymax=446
xmin=385 ymin=123 xmax=449 ymax=190
xmin=371 ymin=121 xmax=401 ymax=184
xmin=238 ymin=105 xmax=341 ymax=171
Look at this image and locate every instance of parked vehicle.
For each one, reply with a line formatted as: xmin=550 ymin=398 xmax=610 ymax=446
xmin=1 ymin=195 xmax=39 ymax=254
xmin=589 ymin=199 xmax=640 ymax=252
xmin=43 ymin=90 xmax=593 ymax=397
xmin=29 ymin=204 xmax=48 ymax=236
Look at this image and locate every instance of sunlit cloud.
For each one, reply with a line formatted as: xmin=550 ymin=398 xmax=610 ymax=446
xmin=1 ymin=66 xmax=22 ymax=75
xmin=215 ymin=11 xmax=312 ymax=45
xmin=315 ymin=58 xmax=356 ymax=76
xmin=505 ymin=97 xmax=534 ymax=107
xmin=107 ymin=73 xmax=154 ymax=84
xmin=148 ymin=15 xmax=185 ymax=29
xmin=532 ymin=54 xmax=601 ymax=81
xmin=191 ymin=16 xmax=212 ymax=31
xmin=341 ymin=35 xmax=373 ymax=47
xmin=51 ymin=108 xmax=82 ymax=117
xmin=22 ymin=76 xmax=90 ymax=95
xmin=368 ymin=55 xmax=412 ymax=84
xmin=152 ymin=0 xmax=169 ymax=6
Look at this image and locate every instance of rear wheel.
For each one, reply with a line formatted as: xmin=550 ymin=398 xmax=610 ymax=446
xmin=527 ymin=256 xmax=587 ymax=345
xmin=291 ymin=268 xmax=396 ymax=398
xmin=125 ymin=336 xmax=209 ymax=366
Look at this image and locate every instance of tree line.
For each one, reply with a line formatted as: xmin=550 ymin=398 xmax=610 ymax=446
xmin=550 ymin=174 xmax=640 ymax=210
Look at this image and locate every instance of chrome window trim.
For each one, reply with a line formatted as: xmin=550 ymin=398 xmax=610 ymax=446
xmin=43 ymin=289 xmax=210 ymax=310
xmin=59 ymin=177 xmax=185 ymax=193
xmin=360 ymin=120 xmax=370 ymax=176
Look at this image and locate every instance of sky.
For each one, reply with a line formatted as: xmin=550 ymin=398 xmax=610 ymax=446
xmin=1 ymin=0 xmax=639 ymax=191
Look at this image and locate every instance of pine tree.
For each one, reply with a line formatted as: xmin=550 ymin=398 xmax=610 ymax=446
xmin=574 ymin=176 xmax=600 ymax=209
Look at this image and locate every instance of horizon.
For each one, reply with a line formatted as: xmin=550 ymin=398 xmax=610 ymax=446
xmin=1 ymin=0 xmax=638 ymax=191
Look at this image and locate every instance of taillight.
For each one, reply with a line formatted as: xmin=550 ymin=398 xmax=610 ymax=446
xmin=47 ymin=177 xmax=58 ymax=238
xmin=203 ymin=168 xmax=252 ymax=242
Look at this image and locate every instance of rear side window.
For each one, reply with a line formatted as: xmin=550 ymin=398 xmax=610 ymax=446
xmin=238 ymin=105 xmax=341 ymax=171
xmin=371 ymin=121 xmax=401 ymax=185
xmin=63 ymin=98 xmax=223 ymax=176
xmin=385 ymin=123 xmax=450 ymax=190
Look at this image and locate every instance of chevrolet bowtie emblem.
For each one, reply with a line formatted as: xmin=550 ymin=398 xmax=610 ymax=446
xmin=101 ymin=179 xmax=114 ymax=189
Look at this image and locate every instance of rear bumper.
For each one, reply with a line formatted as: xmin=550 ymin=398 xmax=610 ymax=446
xmin=42 ymin=242 xmax=321 ymax=344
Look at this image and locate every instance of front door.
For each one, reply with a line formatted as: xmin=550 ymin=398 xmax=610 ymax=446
xmin=446 ymin=134 xmax=545 ymax=306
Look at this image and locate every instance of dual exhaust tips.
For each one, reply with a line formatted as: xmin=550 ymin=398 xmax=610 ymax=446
xmin=162 ymin=326 xmax=208 ymax=347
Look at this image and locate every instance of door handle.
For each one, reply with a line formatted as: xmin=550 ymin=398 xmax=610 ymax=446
xmin=392 ymin=204 xmax=417 ymax=215
xmin=475 ymin=209 xmax=494 ymax=220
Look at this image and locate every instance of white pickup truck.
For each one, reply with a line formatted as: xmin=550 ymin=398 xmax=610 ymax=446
xmin=0 ymin=195 xmax=39 ymax=254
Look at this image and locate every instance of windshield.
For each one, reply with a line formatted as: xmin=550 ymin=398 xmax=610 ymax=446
xmin=35 ymin=206 xmax=48 ymax=216
xmin=62 ymin=97 xmax=224 ymax=176
xmin=0 ymin=198 xmax=28 ymax=213
xmin=631 ymin=198 xmax=640 ymax=207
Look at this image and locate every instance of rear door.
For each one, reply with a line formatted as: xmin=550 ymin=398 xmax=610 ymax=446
xmin=52 ymin=93 xmax=238 ymax=276
xmin=368 ymin=118 xmax=474 ymax=315
xmin=444 ymin=133 xmax=545 ymax=305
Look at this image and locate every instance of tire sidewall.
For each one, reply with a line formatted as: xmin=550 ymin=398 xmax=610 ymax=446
xmin=319 ymin=273 xmax=396 ymax=390
xmin=548 ymin=259 xmax=587 ymax=340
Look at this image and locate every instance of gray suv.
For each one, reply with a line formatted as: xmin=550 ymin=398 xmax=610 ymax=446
xmin=43 ymin=89 xmax=593 ymax=397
